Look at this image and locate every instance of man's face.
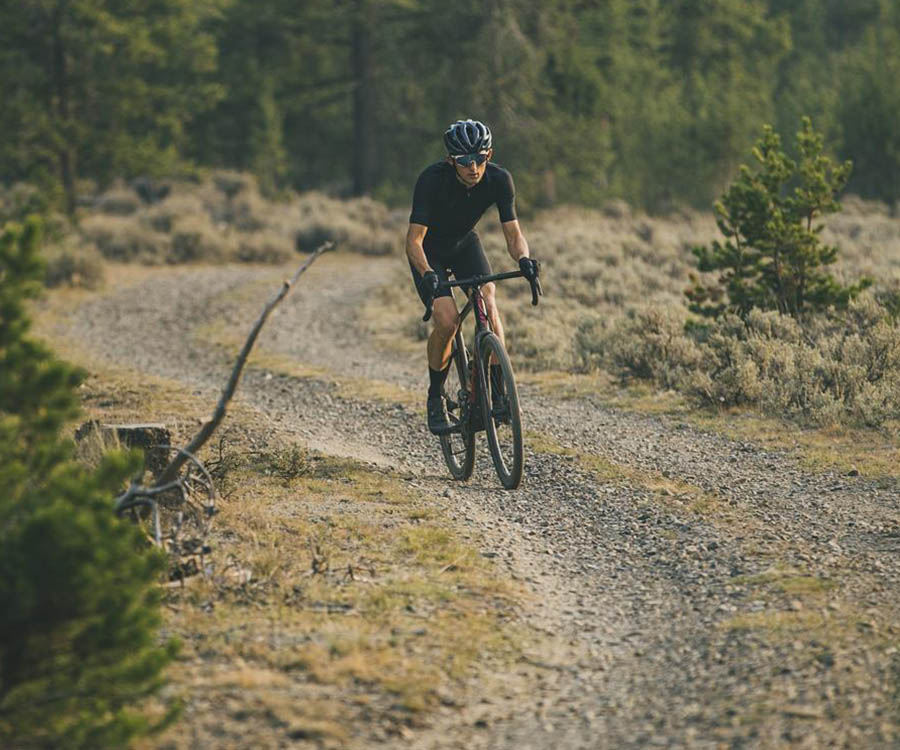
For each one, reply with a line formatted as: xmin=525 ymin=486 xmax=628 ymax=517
xmin=448 ymin=149 xmax=492 ymax=187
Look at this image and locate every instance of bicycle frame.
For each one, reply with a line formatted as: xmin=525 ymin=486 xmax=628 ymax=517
xmin=439 ymin=269 xmax=541 ymax=433
xmin=444 ymin=268 xmax=538 ymax=334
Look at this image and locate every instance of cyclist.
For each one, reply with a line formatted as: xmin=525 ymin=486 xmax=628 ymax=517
xmin=406 ymin=118 xmax=539 ymax=435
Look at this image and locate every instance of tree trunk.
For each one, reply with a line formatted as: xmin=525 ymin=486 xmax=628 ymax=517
xmin=351 ymin=0 xmax=375 ymax=196
xmin=52 ymin=2 xmax=77 ymax=215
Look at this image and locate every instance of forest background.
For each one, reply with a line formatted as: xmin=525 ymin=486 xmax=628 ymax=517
xmin=2 ymin=0 xmax=900 ymax=218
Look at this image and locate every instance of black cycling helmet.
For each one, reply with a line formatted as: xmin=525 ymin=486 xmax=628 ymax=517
xmin=443 ymin=119 xmax=492 ymax=155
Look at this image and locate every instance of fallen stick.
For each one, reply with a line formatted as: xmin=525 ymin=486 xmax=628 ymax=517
xmin=152 ymin=241 xmax=332 ymax=488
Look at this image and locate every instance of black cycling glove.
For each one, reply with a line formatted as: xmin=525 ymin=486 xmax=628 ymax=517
xmin=421 ymin=269 xmax=441 ymax=301
xmin=519 ymin=256 xmax=539 ymax=281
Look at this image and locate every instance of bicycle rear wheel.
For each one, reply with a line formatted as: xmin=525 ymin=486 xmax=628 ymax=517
xmin=440 ymin=337 xmax=476 ymax=480
xmin=478 ymin=332 xmax=523 ymax=489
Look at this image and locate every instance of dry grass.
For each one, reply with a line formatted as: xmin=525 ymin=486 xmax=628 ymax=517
xmin=160 ymin=425 xmax=524 ymax=746
xmin=686 ymin=411 xmax=900 ymax=481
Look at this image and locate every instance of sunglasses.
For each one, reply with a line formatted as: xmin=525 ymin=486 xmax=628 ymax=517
xmin=452 ymin=151 xmax=490 ymax=167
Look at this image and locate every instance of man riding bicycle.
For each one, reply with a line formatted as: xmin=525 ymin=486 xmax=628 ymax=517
xmin=407 ymin=118 xmax=540 ymax=435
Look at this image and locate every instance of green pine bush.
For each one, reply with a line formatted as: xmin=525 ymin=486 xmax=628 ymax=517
xmin=0 ymin=218 xmax=179 ymax=749
xmin=687 ymin=117 xmax=871 ymax=319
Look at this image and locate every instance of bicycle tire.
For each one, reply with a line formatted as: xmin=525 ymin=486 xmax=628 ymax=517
xmin=440 ymin=336 xmax=476 ymax=480
xmin=478 ymin=332 xmax=523 ymax=489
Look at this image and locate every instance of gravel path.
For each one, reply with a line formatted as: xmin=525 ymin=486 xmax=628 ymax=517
xmin=55 ymin=256 xmax=900 ymax=748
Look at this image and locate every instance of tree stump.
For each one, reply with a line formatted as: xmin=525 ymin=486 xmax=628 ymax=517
xmin=75 ymin=421 xmax=171 ymax=476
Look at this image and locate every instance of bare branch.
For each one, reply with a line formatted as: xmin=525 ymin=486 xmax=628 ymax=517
xmin=154 ymin=242 xmax=332 ymax=487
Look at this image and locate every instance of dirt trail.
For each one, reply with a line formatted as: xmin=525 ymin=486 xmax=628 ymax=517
xmin=52 ymin=255 xmax=900 ymax=749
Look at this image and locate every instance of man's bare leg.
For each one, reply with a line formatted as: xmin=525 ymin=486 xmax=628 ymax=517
xmin=427 ymin=297 xmax=460 ymax=370
xmin=481 ymin=282 xmax=505 ymax=351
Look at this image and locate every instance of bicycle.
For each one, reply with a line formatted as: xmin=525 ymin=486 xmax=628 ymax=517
xmin=423 ymin=267 xmax=542 ymax=489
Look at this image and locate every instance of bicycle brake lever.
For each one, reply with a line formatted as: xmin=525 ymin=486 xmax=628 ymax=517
xmin=530 ymin=276 xmax=543 ymax=306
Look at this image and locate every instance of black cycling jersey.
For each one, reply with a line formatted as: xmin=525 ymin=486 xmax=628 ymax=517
xmin=409 ymin=161 xmax=517 ymax=254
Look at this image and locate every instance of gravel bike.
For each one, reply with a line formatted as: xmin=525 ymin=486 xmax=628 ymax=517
xmin=423 ymin=268 xmax=542 ymax=489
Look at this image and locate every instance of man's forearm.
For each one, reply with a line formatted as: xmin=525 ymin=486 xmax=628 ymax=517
xmin=508 ymin=234 xmax=530 ymax=262
xmin=406 ymin=238 xmax=431 ymax=274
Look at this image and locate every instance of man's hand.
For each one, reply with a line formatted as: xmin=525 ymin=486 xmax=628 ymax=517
xmin=421 ymin=270 xmax=441 ymax=301
xmin=519 ymin=256 xmax=539 ymax=281
xmin=420 ymin=270 xmax=441 ymax=322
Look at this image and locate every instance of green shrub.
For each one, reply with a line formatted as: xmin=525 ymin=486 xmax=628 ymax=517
xmin=236 ymin=231 xmax=294 ymax=264
xmin=81 ymin=215 xmax=170 ymax=263
xmin=688 ymin=298 xmax=900 ymax=425
xmin=141 ymin=192 xmax=207 ymax=233
xmin=169 ymin=214 xmax=229 ymax=263
xmin=94 ymin=184 xmax=141 ymax=216
xmin=212 ymin=169 xmax=256 ymax=199
xmin=590 ymin=296 xmax=900 ymax=426
xmin=688 ymin=117 xmax=870 ymax=319
xmin=42 ymin=240 xmax=105 ymax=289
xmin=584 ymin=306 xmax=702 ymax=388
xmin=67 ymin=176 xmax=406 ymax=265
xmin=227 ymin=190 xmax=268 ymax=232
xmin=0 ymin=218 xmax=179 ymax=749
xmin=295 ymin=192 xmax=401 ymax=255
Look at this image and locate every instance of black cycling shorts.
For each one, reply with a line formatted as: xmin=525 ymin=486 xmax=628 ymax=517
xmin=409 ymin=230 xmax=493 ymax=306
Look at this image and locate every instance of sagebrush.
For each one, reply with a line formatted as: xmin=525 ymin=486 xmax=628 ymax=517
xmin=584 ymin=296 xmax=900 ymax=426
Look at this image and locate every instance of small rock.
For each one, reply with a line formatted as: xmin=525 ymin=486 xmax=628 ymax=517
xmin=782 ymin=704 xmax=824 ymax=719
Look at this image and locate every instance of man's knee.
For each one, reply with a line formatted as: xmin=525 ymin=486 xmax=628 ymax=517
xmin=431 ymin=299 xmax=459 ymax=339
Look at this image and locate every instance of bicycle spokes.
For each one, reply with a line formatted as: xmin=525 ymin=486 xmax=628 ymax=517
xmin=439 ymin=339 xmax=476 ymax=480
xmin=479 ymin=333 xmax=523 ymax=489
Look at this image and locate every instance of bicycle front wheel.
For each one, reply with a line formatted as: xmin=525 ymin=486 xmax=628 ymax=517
xmin=440 ymin=338 xmax=476 ymax=480
xmin=478 ymin=332 xmax=523 ymax=489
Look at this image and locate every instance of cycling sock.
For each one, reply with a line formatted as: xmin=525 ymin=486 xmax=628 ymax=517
xmin=490 ymin=364 xmax=503 ymax=395
xmin=427 ymin=364 xmax=451 ymax=399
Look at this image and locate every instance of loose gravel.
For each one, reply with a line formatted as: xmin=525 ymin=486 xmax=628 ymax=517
xmin=51 ymin=257 xmax=900 ymax=749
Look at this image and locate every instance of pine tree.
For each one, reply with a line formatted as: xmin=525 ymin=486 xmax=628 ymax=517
xmin=687 ymin=117 xmax=870 ymax=319
xmin=0 ymin=0 xmax=224 ymax=214
xmin=0 ymin=218 xmax=179 ymax=749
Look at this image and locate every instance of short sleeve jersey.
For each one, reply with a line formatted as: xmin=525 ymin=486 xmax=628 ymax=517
xmin=409 ymin=161 xmax=517 ymax=253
